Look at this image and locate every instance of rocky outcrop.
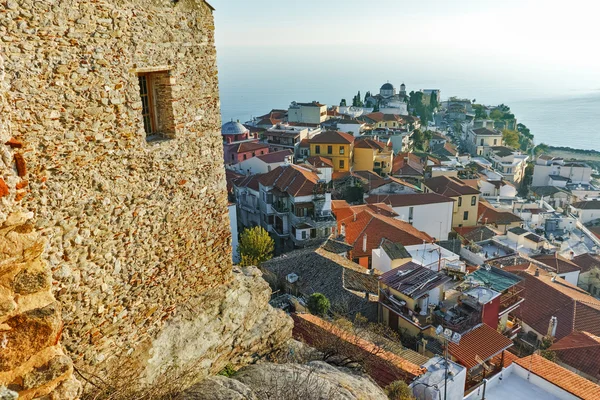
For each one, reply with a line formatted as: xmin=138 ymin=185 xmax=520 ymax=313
xmin=142 ymin=266 xmax=293 ymax=384
xmin=0 ymin=213 xmax=81 ymax=400
xmin=182 ymin=361 xmax=389 ymax=400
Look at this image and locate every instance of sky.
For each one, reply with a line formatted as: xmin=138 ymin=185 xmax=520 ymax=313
xmin=210 ymin=0 xmax=600 ymax=91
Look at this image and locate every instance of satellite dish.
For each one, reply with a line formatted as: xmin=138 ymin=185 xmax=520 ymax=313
xmin=444 ymin=328 xmax=453 ymax=340
xmin=452 ymin=332 xmax=462 ymax=344
xmin=436 ymin=325 xmax=444 ymax=336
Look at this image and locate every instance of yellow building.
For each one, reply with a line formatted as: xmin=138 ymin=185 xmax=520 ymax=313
xmin=379 ymin=262 xmax=451 ymax=337
xmin=423 ymin=176 xmax=480 ymax=227
xmin=308 ymin=131 xmax=354 ymax=172
xmin=353 ymin=138 xmax=394 ymax=176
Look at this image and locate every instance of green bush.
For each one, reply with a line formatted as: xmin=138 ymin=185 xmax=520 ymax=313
xmin=307 ymin=293 xmax=330 ymax=316
xmin=385 ymin=380 xmax=415 ymax=400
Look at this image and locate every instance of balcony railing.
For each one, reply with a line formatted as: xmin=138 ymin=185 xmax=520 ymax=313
xmin=272 ymin=202 xmax=290 ymax=214
xmin=498 ymin=287 xmax=525 ymax=316
xmin=502 ymin=316 xmax=522 ymax=339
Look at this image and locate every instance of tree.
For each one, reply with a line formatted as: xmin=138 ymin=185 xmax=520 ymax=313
xmin=429 ymin=92 xmax=438 ymax=109
xmin=307 ymin=293 xmax=330 ymax=316
xmin=540 ymin=336 xmax=557 ymax=362
xmin=411 ymin=129 xmax=427 ymax=151
xmin=364 ymin=91 xmax=371 ymax=103
xmin=340 ymin=99 xmax=347 ymax=107
xmin=534 ymin=143 xmax=549 ymax=156
xmin=472 ymin=104 xmax=488 ymax=120
xmin=489 ymin=109 xmax=504 ymax=120
xmin=502 ymin=129 xmax=520 ymax=148
xmin=385 ymin=380 xmax=415 ymax=400
xmin=238 ymin=226 xmax=274 ymax=267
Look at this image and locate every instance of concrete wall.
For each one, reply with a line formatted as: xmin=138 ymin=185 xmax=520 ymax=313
xmin=392 ymin=202 xmax=453 ymax=240
xmin=0 ymin=0 xmax=234 ymax=393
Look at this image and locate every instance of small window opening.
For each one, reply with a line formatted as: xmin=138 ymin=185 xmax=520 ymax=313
xmin=138 ymin=70 xmax=175 ymax=141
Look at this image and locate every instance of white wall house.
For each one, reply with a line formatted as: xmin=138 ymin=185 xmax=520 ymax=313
xmin=337 ymin=120 xmax=365 ymax=137
xmin=532 ymin=158 xmax=592 ymax=187
xmin=570 ymin=200 xmax=600 ymax=224
xmin=366 ymin=193 xmax=454 ymax=240
xmin=405 ymin=243 xmax=463 ymax=272
xmin=232 ymin=150 xmax=293 ymax=175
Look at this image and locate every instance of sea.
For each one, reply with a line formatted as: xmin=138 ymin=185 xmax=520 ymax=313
xmin=217 ymin=45 xmax=600 ymax=151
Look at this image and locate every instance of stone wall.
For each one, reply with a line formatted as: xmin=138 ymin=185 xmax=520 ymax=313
xmin=0 ymin=0 xmax=236 ymax=394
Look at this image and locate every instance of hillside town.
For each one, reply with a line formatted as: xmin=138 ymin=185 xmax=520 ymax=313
xmin=225 ymin=82 xmax=600 ymax=399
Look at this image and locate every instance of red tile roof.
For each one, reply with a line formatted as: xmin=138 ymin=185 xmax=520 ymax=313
xmin=424 ymin=176 xmax=480 ymax=197
xmin=572 ymin=200 xmax=600 ymax=210
xmin=292 ymin=313 xmax=426 ymax=386
xmin=531 ymin=253 xmax=582 ymax=275
xmin=233 ymin=174 xmax=262 ymax=192
xmin=256 ymin=149 xmax=293 ymax=163
xmin=225 ymin=169 xmax=244 ymax=193
xmin=299 ymin=138 xmax=310 ymax=148
xmin=339 ymin=210 xmax=433 ymax=258
xmin=366 ymin=193 xmax=453 ymax=208
xmin=259 ymin=164 xmax=320 ymax=197
xmin=354 ymin=138 xmax=391 ymax=151
xmin=332 ymin=202 xmax=398 ymax=221
xmin=448 ymin=323 xmax=513 ymax=369
xmin=363 ymin=112 xmax=406 ymax=123
xmin=514 ymin=354 xmax=600 ymax=400
xmin=478 ymin=201 xmax=523 ymax=225
xmin=572 ymin=253 xmax=600 ymax=273
xmin=392 ymin=153 xmax=424 ymax=176
xmin=308 ymin=130 xmax=355 ymax=144
xmin=306 ymin=156 xmax=334 ymax=168
xmin=513 ymin=269 xmax=600 ymax=340
xmin=551 ymin=331 xmax=600 ymax=381
xmin=236 ymin=141 xmax=270 ymax=153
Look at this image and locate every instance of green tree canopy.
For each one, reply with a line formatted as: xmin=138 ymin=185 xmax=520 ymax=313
xmin=307 ymin=293 xmax=330 ymax=316
xmin=489 ymin=109 xmax=504 ymax=120
xmin=238 ymin=226 xmax=274 ymax=267
xmin=502 ymin=129 xmax=520 ymax=148
xmin=340 ymin=99 xmax=347 ymax=107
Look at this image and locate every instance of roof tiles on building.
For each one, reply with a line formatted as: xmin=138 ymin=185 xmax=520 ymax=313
xmin=259 ymin=164 xmax=319 ymax=197
xmin=514 ymin=354 xmax=600 ymax=400
xmin=572 ymin=253 xmax=600 ymax=273
xmin=550 ymin=331 xmax=600 ymax=381
xmin=256 ymin=149 xmax=293 ymax=163
xmin=306 ymin=156 xmax=334 ymax=168
xmin=366 ymin=193 xmax=453 ymax=208
xmin=448 ymin=323 xmax=513 ymax=370
xmin=478 ymin=201 xmax=523 ymax=225
xmin=531 ymin=253 xmax=582 ymax=274
xmin=354 ymin=138 xmax=390 ymax=150
xmin=572 ymin=200 xmax=600 ymax=210
xmin=308 ymin=130 xmax=355 ymax=144
xmin=236 ymin=141 xmax=270 ymax=153
xmin=424 ymin=176 xmax=480 ymax=197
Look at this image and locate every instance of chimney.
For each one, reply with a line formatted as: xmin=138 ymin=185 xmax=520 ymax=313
xmin=363 ymin=234 xmax=368 ymax=253
xmin=340 ymin=223 xmax=346 ymax=238
xmin=534 ymin=268 xmax=540 ymax=276
xmin=548 ymin=316 xmax=558 ymax=338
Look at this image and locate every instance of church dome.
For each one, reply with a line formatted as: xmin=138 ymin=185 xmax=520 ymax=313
xmin=222 ymin=120 xmax=248 ymax=135
xmin=381 ymin=82 xmax=394 ymax=91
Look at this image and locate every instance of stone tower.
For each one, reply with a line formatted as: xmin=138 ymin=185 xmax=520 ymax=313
xmin=0 ymin=1 xmax=290 ymax=398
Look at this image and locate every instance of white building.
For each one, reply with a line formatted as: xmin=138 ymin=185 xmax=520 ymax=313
xmin=405 ymin=242 xmax=463 ymax=272
xmin=287 ymin=101 xmax=327 ymax=124
xmin=365 ymin=193 xmax=454 ymax=240
xmin=485 ymin=146 xmax=529 ymax=187
xmin=337 ymin=119 xmax=366 ymax=137
xmin=465 ymin=127 xmax=503 ymax=156
xmin=532 ymin=157 xmax=592 ymax=187
xmin=570 ymin=199 xmax=600 ymax=224
xmin=411 ymin=356 xmax=466 ymax=400
xmin=231 ymin=149 xmax=293 ymax=175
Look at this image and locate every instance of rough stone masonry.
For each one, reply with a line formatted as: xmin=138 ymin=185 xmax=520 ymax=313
xmin=0 ymin=0 xmax=291 ymax=398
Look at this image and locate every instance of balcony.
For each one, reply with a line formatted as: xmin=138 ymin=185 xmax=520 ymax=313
xmin=502 ymin=316 xmax=522 ymax=339
xmin=432 ymin=298 xmax=482 ymax=334
xmin=239 ymin=199 xmax=259 ymax=213
xmin=498 ymin=286 xmax=525 ymax=316
xmin=272 ymin=202 xmax=290 ymax=215
xmin=272 ymin=224 xmax=289 ymax=238
xmin=380 ymin=290 xmax=433 ymax=329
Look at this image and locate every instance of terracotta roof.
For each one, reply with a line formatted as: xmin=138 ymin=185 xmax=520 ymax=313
xmin=454 ymin=225 xmax=500 ymax=244
xmin=572 ymin=200 xmax=600 ymax=210
xmin=392 ymin=153 xmax=424 ymax=177
xmin=531 ymin=253 xmax=582 ymax=274
xmin=365 ymin=193 xmax=453 ymax=208
xmin=513 ymin=269 xmax=600 ymax=340
xmin=308 ymin=130 xmax=355 ymax=144
xmin=331 ymin=200 xmax=351 ymax=210
xmin=572 ymin=253 xmax=600 ymax=273
xmin=259 ymin=164 xmax=319 ymax=197
xmin=424 ymin=176 xmax=480 ymax=197
xmin=292 ymin=313 xmax=426 ymax=387
xmin=236 ymin=141 xmax=269 ymax=153
xmin=363 ymin=112 xmax=406 ymax=123
xmin=448 ymin=323 xmax=513 ymax=369
xmin=332 ymin=202 xmax=398 ymax=221
xmin=339 ymin=210 xmax=433 ymax=258
xmin=225 ymin=169 xmax=244 ymax=194
xmin=478 ymin=201 xmax=523 ymax=225
xmin=233 ymin=174 xmax=262 ymax=192
xmin=354 ymin=138 xmax=390 ymax=150
xmin=490 ymin=350 xmax=519 ymax=367
xmin=256 ymin=149 xmax=293 ymax=163
xmin=306 ymin=156 xmax=334 ymax=168
xmin=514 ymin=354 xmax=600 ymax=400
xmin=551 ymin=331 xmax=600 ymax=381
xmin=299 ymin=138 xmax=310 ymax=148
